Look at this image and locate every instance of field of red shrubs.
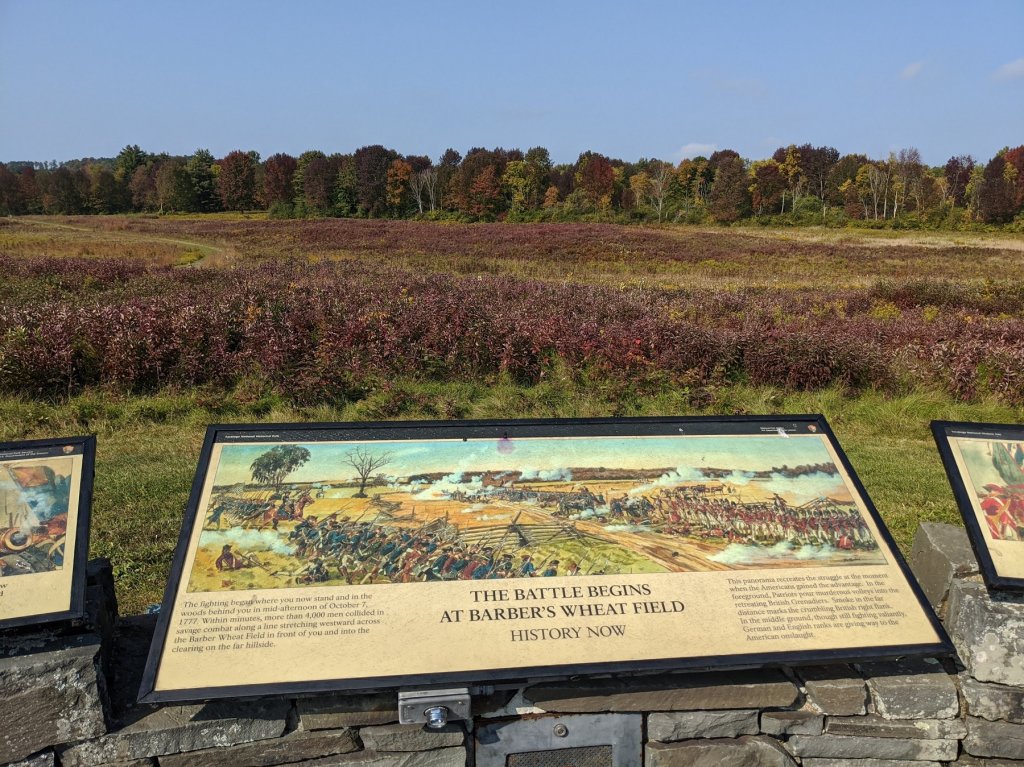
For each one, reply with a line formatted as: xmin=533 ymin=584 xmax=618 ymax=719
xmin=2 ymin=216 xmax=1023 ymax=405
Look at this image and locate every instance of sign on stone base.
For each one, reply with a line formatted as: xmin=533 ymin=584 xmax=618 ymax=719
xmin=0 ymin=436 xmax=95 ymax=630
xmin=140 ymin=417 xmax=949 ymax=703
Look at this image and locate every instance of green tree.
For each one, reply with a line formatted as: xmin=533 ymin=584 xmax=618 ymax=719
xmin=187 ymin=149 xmax=220 ymax=212
xmin=88 ymin=166 xmax=120 ymax=214
xmin=502 ymin=159 xmax=531 ymax=214
xmin=156 ymin=160 xmax=197 ymax=213
xmin=249 ymin=446 xmax=311 ymax=492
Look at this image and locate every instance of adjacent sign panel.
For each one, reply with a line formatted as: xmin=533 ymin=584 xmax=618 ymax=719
xmin=140 ymin=417 xmax=949 ymax=702
xmin=933 ymin=420 xmax=1024 ymax=590
xmin=0 ymin=436 xmax=95 ymax=630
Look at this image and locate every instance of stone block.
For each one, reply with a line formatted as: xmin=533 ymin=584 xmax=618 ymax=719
xmin=157 ymin=727 xmax=359 ymax=767
xmin=360 ymin=724 xmax=465 ymax=752
xmin=965 ymin=717 xmax=1024 ymax=760
xmin=298 ymin=693 xmax=398 ymax=729
xmin=84 ymin=558 xmax=118 ymax=680
xmin=797 ymin=665 xmax=867 ymax=716
xmin=802 ymin=761 xmax=941 ymax=767
xmin=824 ymin=713 xmax=965 ymax=739
xmin=57 ymin=699 xmax=291 ymax=767
xmin=647 ymin=710 xmax=758 ymax=742
xmin=106 ymin=615 xmax=158 ymax=724
xmin=278 ymin=748 xmax=465 ymax=767
xmin=909 ymin=522 xmax=979 ymax=615
xmin=759 ymin=710 xmax=823 ymax=736
xmin=645 ymin=737 xmax=795 ymax=767
xmin=948 ymin=577 xmax=1024 ymax=686
xmin=525 ymin=670 xmax=798 ymax=712
xmin=785 ymin=734 xmax=958 ymax=761
xmin=0 ymin=631 xmax=109 ymax=764
xmin=3 ymin=750 xmax=56 ymax=767
xmin=858 ymin=658 xmax=959 ymax=719
xmin=962 ymin=674 xmax=1024 ymax=723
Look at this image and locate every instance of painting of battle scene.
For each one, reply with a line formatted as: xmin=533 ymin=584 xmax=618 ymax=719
xmin=954 ymin=438 xmax=1024 ymax=542
xmin=186 ymin=434 xmax=885 ymax=592
xmin=1 ymin=457 xmax=73 ymax=578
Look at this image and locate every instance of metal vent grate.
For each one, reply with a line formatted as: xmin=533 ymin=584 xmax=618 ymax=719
xmin=508 ymin=746 xmax=613 ymax=767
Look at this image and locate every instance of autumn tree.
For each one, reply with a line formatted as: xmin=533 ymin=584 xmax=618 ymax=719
xmin=452 ymin=147 xmax=515 ymax=214
xmin=750 ymin=160 xmax=786 ymax=214
xmin=708 ymin=154 xmax=751 ymax=222
xmin=386 ymin=158 xmax=413 ymax=213
xmin=944 ymin=155 xmax=975 ymax=207
xmin=303 ymin=154 xmax=340 ymax=214
xmin=628 ymin=171 xmax=650 ymax=214
xmin=18 ymin=167 xmax=42 ymax=214
xmin=548 ymin=166 xmax=572 ymax=204
xmin=88 ymin=165 xmax=120 ymax=214
xmin=217 ymin=150 xmax=259 ymax=210
xmin=797 ymin=144 xmax=839 ymax=216
xmin=129 ymin=162 xmax=159 ymax=211
xmin=826 ymin=154 xmax=868 ymax=208
xmin=435 ymin=148 xmax=461 ymax=210
xmin=344 ymin=447 xmax=392 ymax=498
xmin=575 ymin=151 xmax=615 ymax=209
xmin=771 ymin=146 xmax=804 ymax=213
xmin=676 ymin=157 xmax=713 ymax=208
xmin=978 ymin=153 xmax=1017 ymax=223
xmin=0 ymin=163 xmax=25 ymax=215
xmin=354 ymin=145 xmax=398 ymax=216
xmin=467 ymin=164 xmax=503 ymax=219
xmin=263 ymin=153 xmax=297 ymax=208
xmin=1004 ymin=145 xmax=1024 ymax=211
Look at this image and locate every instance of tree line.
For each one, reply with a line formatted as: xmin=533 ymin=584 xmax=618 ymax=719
xmin=1 ymin=142 xmax=1022 ymax=227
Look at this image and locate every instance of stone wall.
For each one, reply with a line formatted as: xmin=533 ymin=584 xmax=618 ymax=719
xmin=3 ymin=522 xmax=1024 ymax=767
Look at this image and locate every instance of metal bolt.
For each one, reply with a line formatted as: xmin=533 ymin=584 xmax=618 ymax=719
xmin=425 ymin=706 xmax=449 ymax=729
xmin=553 ymin=723 xmax=569 ymax=737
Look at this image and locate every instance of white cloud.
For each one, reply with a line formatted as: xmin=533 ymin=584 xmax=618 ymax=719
xmin=676 ymin=142 xmax=717 ymax=159
xmin=901 ymin=61 xmax=924 ymax=79
xmin=994 ymin=58 xmax=1024 ymax=80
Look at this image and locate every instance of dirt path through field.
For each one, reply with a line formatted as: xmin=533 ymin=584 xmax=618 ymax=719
xmin=14 ymin=218 xmax=237 ymax=267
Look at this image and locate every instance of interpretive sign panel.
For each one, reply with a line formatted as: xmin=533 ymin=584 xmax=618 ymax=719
xmin=933 ymin=420 xmax=1024 ymax=590
xmin=0 ymin=436 xmax=95 ymax=630
xmin=140 ymin=417 xmax=949 ymax=702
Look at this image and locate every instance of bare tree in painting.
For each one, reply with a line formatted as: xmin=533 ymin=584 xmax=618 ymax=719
xmin=344 ymin=447 xmax=393 ymax=498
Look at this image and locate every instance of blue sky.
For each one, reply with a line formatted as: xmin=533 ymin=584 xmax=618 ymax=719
xmin=1 ymin=0 xmax=1021 ymax=165
xmin=210 ymin=435 xmax=835 ymax=486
